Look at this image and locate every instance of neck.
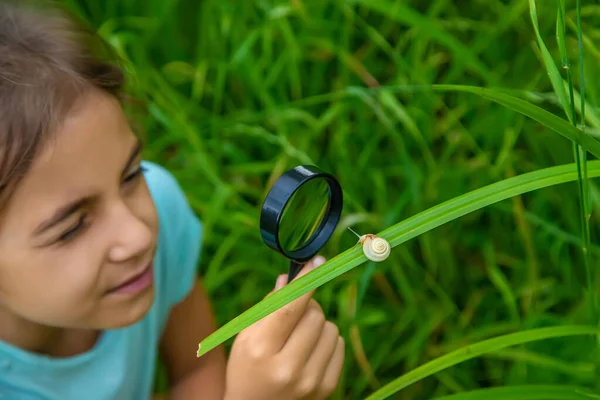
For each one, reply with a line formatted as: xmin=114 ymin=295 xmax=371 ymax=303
xmin=0 ymin=305 xmax=100 ymax=358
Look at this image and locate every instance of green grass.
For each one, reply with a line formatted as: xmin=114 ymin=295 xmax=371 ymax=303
xmin=63 ymin=0 xmax=600 ymax=398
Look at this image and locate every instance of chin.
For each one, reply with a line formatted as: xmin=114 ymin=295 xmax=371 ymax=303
xmin=104 ymin=285 xmax=156 ymax=329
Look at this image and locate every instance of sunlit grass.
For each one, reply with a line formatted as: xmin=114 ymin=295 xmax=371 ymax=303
xmin=63 ymin=0 xmax=600 ymax=398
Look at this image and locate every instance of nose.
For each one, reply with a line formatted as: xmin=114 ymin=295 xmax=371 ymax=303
xmin=107 ymin=201 xmax=153 ymax=263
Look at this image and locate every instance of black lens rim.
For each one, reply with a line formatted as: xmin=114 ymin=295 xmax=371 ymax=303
xmin=259 ymin=165 xmax=343 ymax=262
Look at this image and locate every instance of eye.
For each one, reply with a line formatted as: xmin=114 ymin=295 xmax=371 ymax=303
xmin=57 ymin=214 xmax=88 ymax=243
xmin=123 ymin=165 xmax=147 ymax=184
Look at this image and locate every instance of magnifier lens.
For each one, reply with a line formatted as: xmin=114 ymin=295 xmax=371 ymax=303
xmin=279 ymin=179 xmax=330 ymax=253
xmin=259 ymin=165 xmax=343 ymax=280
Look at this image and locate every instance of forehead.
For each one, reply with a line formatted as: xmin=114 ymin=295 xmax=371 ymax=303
xmin=34 ymin=90 xmax=130 ymax=168
xmin=2 ymin=89 xmax=136 ymax=222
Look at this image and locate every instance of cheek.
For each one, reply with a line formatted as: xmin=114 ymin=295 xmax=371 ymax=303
xmin=52 ymin=245 xmax=105 ymax=295
xmin=0 ymin=245 xmax=105 ymax=326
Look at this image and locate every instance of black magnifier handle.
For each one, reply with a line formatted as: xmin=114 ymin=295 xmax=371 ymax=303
xmin=288 ymin=260 xmax=304 ymax=283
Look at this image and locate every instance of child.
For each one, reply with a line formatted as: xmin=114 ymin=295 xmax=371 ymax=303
xmin=0 ymin=1 xmax=345 ymax=399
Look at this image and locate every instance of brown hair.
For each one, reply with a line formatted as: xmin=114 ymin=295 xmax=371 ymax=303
xmin=0 ymin=0 xmax=124 ymax=209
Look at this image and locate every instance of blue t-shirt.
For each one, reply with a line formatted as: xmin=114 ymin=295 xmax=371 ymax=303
xmin=0 ymin=162 xmax=203 ymax=400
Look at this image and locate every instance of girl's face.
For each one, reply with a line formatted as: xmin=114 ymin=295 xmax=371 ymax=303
xmin=0 ymin=89 xmax=159 ymax=330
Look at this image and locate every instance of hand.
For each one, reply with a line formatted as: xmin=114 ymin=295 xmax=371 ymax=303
xmin=224 ymin=255 xmax=345 ymax=400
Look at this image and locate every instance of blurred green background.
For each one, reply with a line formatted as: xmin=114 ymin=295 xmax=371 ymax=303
xmin=62 ymin=0 xmax=600 ymax=398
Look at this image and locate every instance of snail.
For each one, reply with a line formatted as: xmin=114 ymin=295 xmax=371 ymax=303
xmin=348 ymin=227 xmax=391 ymax=262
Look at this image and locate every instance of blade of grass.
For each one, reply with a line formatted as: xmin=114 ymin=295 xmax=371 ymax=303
xmin=432 ymin=384 xmax=599 ymax=400
xmin=529 ymin=0 xmax=571 ymax=119
xmin=365 ymin=326 xmax=598 ymax=399
xmin=557 ymin=0 xmax=595 ymax=325
xmin=426 ymin=85 xmax=600 ymax=159
xmin=486 ymin=348 xmax=595 ymax=380
xmin=197 ymin=161 xmax=600 ymax=357
xmin=529 ymin=0 xmax=584 ymax=315
xmin=575 ymin=0 xmax=593 ymax=309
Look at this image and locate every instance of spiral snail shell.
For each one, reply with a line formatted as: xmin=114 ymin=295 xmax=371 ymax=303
xmin=348 ymin=228 xmax=391 ymax=262
xmin=359 ymin=234 xmax=391 ymax=262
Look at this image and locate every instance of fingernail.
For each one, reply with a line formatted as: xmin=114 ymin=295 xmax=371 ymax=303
xmin=275 ymin=274 xmax=287 ymax=290
xmin=312 ymin=256 xmax=326 ymax=267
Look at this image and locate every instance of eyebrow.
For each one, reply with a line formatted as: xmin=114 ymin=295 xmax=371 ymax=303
xmin=34 ymin=139 xmax=143 ymax=236
xmin=33 ymin=198 xmax=90 ymax=236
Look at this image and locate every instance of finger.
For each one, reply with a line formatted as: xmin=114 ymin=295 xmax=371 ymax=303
xmin=257 ymin=255 xmax=326 ymax=349
xmin=318 ymin=336 xmax=345 ymax=399
xmin=275 ymin=274 xmax=287 ymax=291
xmin=290 ymin=321 xmax=340 ymax=399
xmin=301 ymin=321 xmax=340 ymax=378
xmin=265 ymin=274 xmax=287 ymax=298
xmin=277 ymin=299 xmax=326 ymax=363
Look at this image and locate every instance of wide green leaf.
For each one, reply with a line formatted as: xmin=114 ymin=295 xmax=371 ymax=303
xmin=366 ymin=326 xmax=599 ymax=399
xmin=197 ymin=161 xmax=600 ymax=357
xmin=432 ymin=385 xmax=598 ymax=400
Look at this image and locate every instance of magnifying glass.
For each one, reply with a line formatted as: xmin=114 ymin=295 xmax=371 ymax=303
xmin=260 ymin=165 xmax=343 ymax=282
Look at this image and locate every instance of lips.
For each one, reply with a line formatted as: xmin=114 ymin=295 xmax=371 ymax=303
xmin=107 ymin=261 xmax=154 ymax=295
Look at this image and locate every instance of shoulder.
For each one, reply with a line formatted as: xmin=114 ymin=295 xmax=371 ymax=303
xmin=142 ymin=161 xmax=190 ymax=211
xmin=142 ymin=161 xmax=203 ymax=309
xmin=142 ymin=161 xmax=201 ymax=236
